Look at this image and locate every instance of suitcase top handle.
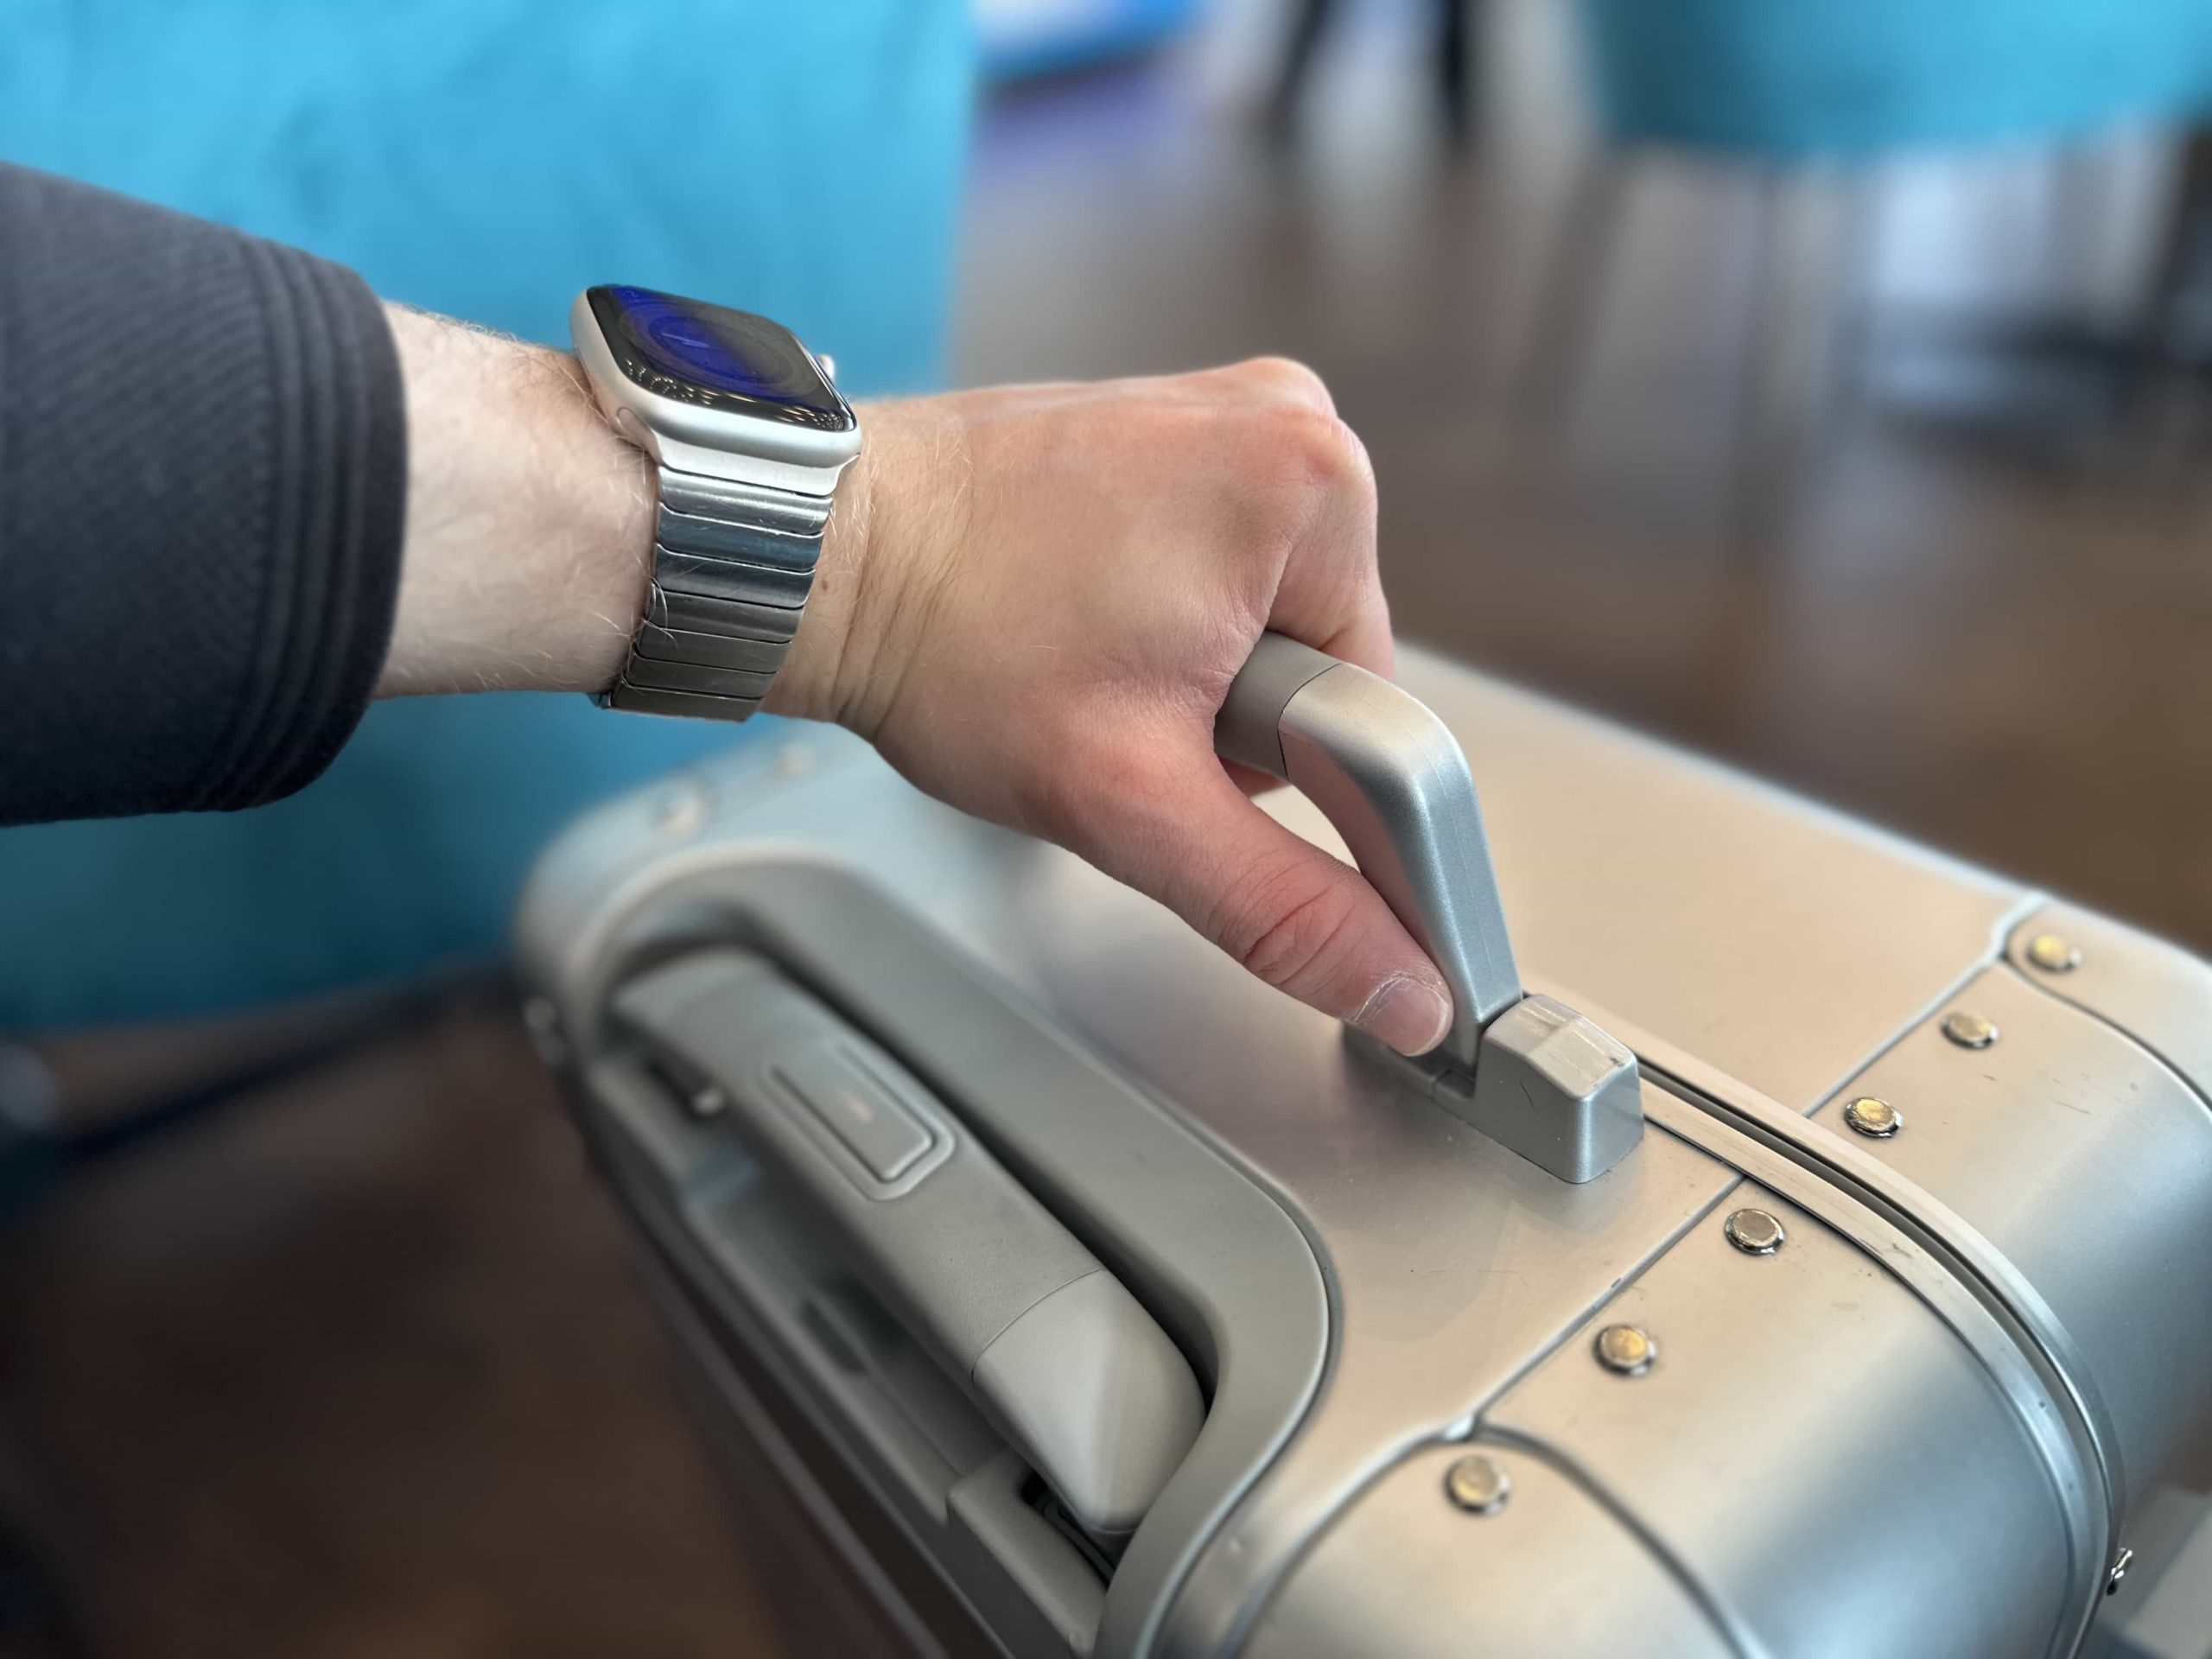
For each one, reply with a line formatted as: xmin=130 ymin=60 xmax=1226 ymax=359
xmin=1217 ymin=632 xmax=1644 ymax=1183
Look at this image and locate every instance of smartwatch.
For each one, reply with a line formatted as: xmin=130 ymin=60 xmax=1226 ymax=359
xmin=570 ymin=285 xmax=862 ymax=720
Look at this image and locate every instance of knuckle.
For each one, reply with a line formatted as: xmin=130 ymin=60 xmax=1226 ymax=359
xmin=1210 ymin=404 xmax=1378 ymax=590
xmin=1236 ymin=355 xmax=1336 ymax=410
xmin=1257 ymin=402 xmax=1370 ymax=504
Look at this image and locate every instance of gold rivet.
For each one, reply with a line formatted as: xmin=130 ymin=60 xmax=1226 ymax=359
xmin=2025 ymin=933 xmax=2081 ymax=973
xmin=1942 ymin=1010 xmax=1999 ymax=1049
xmin=1594 ymin=1323 xmax=1656 ymax=1376
xmin=1443 ymin=1453 xmax=1512 ymax=1515
xmin=1843 ymin=1096 xmax=1903 ymax=1138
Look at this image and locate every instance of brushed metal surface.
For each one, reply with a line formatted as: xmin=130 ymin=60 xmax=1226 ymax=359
xmin=599 ymin=681 xmax=765 ymax=720
xmin=1240 ymin=1443 xmax=1732 ymax=1659
xmin=654 ymin=546 xmax=814 ymax=609
xmin=1811 ymin=966 xmax=2212 ymax=1525
xmin=656 ymin=503 xmax=825 ymax=569
xmin=634 ymin=620 xmax=790 ymax=675
xmin=517 ymin=646 xmax=2152 ymax=1659
xmin=1386 ymin=653 xmax=2027 ymax=1111
xmin=1482 ymin=1180 xmax=2075 ymax=1659
xmin=1603 ymin=1018 xmax=2121 ymax=1656
xmin=2005 ymin=904 xmax=2212 ymax=1107
xmin=1278 ymin=656 xmax=1522 ymax=1046
xmin=620 ymin=655 xmax=779 ymax=699
xmin=658 ymin=471 xmax=834 ymax=539
xmin=514 ymin=728 xmax=1745 ymax=1658
xmin=1465 ymin=993 xmax=1643 ymax=1182
xmin=1216 ymin=634 xmax=1639 ymax=1181
xmin=646 ymin=584 xmax=803 ymax=645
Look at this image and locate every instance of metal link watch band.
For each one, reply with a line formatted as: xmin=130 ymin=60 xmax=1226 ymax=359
xmin=596 ymin=464 xmax=834 ymax=720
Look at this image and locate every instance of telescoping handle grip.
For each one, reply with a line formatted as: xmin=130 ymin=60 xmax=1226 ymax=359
xmin=1216 ymin=632 xmax=1643 ymax=1183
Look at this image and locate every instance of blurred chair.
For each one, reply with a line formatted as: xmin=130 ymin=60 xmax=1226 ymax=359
xmin=0 ymin=2 xmax=973 ymax=1038
xmin=1270 ymin=0 xmax=1480 ymax=143
xmin=1515 ymin=0 xmax=2212 ymax=529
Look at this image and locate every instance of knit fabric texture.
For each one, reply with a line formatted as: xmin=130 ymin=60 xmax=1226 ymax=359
xmin=0 ymin=163 xmax=403 ymax=823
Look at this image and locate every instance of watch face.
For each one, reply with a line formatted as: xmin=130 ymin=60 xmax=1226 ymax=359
xmin=587 ymin=286 xmax=852 ymax=432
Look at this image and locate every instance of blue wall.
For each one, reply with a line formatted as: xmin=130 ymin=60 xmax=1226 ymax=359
xmin=0 ymin=1 xmax=975 ymax=1026
xmin=1580 ymin=0 xmax=2212 ymax=160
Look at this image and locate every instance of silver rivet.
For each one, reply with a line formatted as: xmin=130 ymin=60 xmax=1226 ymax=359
xmin=1942 ymin=1010 xmax=1999 ymax=1049
xmin=2107 ymin=1545 xmax=2134 ymax=1596
xmin=1725 ymin=1207 xmax=1787 ymax=1255
xmin=1843 ymin=1096 xmax=1903 ymax=1138
xmin=1594 ymin=1323 xmax=1656 ymax=1376
xmin=2025 ymin=933 xmax=2081 ymax=973
xmin=1442 ymin=1453 xmax=1512 ymax=1515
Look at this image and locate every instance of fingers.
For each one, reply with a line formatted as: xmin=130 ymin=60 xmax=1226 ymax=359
xmin=1265 ymin=409 xmax=1390 ymax=678
xmin=1083 ymin=749 xmax=1453 ymax=1056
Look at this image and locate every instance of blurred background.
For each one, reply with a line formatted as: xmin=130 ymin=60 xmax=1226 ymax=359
xmin=4 ymin=0 xmax=2212 ymax=1652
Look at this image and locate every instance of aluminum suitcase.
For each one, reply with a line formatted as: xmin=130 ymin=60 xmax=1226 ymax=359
xmin=515 ymin=637 xmax=2212 ymax=1659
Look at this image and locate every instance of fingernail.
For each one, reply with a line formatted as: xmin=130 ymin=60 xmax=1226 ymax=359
xmin=1355 ymin=974 xmax=1452 ymax=1057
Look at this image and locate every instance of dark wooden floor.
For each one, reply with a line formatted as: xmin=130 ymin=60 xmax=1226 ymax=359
xmin=7 ymin=29 xmax=2212 ymax=1659
xmin=0 ymin=995 xmax=796 ymax=1658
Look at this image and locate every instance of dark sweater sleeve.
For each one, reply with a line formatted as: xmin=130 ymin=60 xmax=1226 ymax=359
xmin=0 ymin=163 xmax=404 ymax=824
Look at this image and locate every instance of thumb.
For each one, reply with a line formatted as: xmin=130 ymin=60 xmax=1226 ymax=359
xmin=1090 ymin=758 xmax=1455 ymax=1056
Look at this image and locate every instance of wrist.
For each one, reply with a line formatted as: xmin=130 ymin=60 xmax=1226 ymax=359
xmin=380 ymin=305 xmax=653 ymax=697
xmin=757 ymin=417 xmax=871 ymax=726
xmin=763 ymin=397 xmax=960 ymax=741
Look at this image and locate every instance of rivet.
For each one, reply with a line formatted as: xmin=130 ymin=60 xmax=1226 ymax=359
xmin=774 ymin=744 xmax=815 ymax=779
xmin=2024 ymin=933 xmax=2081 ymax=973
xmin=1593 ymin=1323 xmax=1656 ymax=1376
xmin=2107 ymin=1545 xmax=2134 ymax=1596
xmin=1442 ymin=1453 xmax=1512 ymax=1515
xmin=1843 ymin=1096 xmax=1903 ymax=1138
xmin=1942 ymin=1010 xmax=1999 ymax=1049
xmin=1724 ymin=1207 xmax=1787 ymax=1255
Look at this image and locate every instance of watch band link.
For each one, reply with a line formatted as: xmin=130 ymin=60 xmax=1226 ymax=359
xmin=598 ymin=465 xmax=833 ymax=720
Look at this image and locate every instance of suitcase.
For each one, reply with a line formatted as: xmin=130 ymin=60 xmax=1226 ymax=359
xmin=515 ymin=636 xmax=2212 ymax=1659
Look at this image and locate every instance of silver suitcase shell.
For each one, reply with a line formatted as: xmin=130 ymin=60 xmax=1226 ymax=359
xmin=517 ymin=646 xmax=2212 ymax=1659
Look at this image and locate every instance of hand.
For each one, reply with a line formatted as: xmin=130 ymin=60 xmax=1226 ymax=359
xmin=773 ymin=362 xmax=1452 ymax=1055
xmin=377 ymin=310 xmax=1450 ymax=1054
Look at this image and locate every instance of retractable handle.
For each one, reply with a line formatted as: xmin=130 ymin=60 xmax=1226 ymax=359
xmin=1216 ymin=632 xmax=1643 ymax=1183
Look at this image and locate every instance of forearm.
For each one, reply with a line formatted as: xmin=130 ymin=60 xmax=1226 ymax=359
xmin=376 ymin=306 xmax=652 ymax=697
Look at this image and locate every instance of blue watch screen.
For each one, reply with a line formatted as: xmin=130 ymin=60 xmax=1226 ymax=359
xmin=588 ymin=285 xmax=851 ymax=431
